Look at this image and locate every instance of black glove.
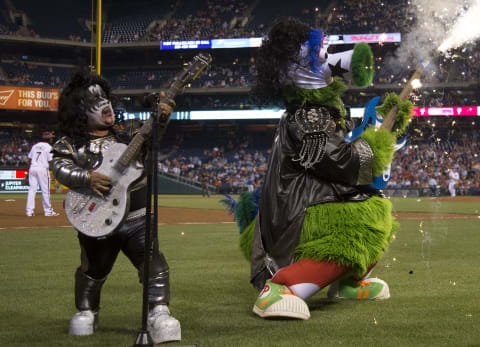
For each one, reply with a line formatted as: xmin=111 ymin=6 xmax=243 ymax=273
xmin=22 ymin=172 xmax=29 ymax=186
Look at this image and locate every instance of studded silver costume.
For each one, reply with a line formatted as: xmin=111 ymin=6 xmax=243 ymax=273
xmin=54 ymin=71 xmax=180 ymax=342
xmin=51 ymin=137 xmax=91 ymax=188
xmin=52 ymin=125 xmax=178 ymax=341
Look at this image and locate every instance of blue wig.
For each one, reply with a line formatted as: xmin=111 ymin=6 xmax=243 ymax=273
xmin=307 ymin=29 xmax=324 ymax=73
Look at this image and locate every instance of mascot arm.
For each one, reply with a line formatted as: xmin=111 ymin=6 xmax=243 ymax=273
xmin=359 ymin=127 xmax=396 ymax=177
xmin=357 ymin=93 xmax=413 ymax=177
xmin=51 ymin=137 xmax=91 ymax=189
xmin=375 ymin=93 xmax=413 ymax=137
xmin=307 ymin=136 xmax=373 ymax=186
xmin=51 ymin=157 xmax=91 ymax=189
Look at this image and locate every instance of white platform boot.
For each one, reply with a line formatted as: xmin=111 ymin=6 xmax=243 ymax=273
xmin=69 ymin=269 xmax=106 ymax=336
xmin=147 ymin=305 xmax=181 ymax=343
xmin=69 ymin=310 xmax=99 ymax=335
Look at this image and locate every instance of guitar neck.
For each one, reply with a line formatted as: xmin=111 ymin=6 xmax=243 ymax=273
xmin=115 ymin=53 xmax=212 ymax=170
xmin=115 ymin=53 xmax=211 ymax=169
xmin=380 ymin=64 xmax=425 ymax=131
xmin=116 ymin=117 xmax=153 ymax=169
xmin=164 ymin=78 xmax=185 ymax=104
xmin=115 ymin=80 xmax=184 ymax=169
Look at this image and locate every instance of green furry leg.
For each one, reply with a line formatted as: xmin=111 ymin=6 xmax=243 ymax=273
xmin=240 ymin=219 xmax=256 ymax=261
xmin=295 ymin=196 xmax=398 ymax=277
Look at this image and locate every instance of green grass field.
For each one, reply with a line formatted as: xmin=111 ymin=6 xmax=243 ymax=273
xmin=1 ymin=196 xmax=479 ymax=346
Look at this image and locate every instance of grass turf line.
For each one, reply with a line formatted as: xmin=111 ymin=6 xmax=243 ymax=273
xmin=0 ymin=200 xmax=479 ymax=346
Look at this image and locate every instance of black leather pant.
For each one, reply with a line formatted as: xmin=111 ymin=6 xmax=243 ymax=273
xmin=75 ymin=216 xmax=170 ymax=311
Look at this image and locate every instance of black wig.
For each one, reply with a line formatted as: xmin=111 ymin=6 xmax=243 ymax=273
xmin=57 ymin=69 xmax=119 ymax=147
xmin=252 ymin=17 xmax=311 ymax=105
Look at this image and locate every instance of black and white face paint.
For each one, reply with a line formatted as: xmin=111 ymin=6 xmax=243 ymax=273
xmin=83 ymin=84 xmax=114 ymax=130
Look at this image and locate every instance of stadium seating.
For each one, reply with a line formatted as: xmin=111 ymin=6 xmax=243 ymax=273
xmin=0 ymin=0 xmax=478 ymax=195
xmin=12 ymin=1 xmax=89 ymax=40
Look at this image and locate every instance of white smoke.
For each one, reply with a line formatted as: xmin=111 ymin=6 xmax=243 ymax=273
xmin=438 ymin=0 xmax=480 ymax=52
xmin=384 ymin=0 xmax=480 ymax=81
xmin=400 ymin=0 xmax=479 ymax=62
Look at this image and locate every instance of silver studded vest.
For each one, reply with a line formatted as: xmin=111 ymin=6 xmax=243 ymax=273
xmin=290 ymin=106 xmax=337 ymax=169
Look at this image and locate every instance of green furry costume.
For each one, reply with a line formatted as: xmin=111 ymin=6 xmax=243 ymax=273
xmin=229 ymin=27 xmax=413 ymax=290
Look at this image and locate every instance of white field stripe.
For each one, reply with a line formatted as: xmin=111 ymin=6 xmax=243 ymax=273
xmin=179 ymin=222 xmax=235 ymax=225
xmin=394 ymin=214 xmax=478 ymax=220
xmin=5 ymin=225 xmax=74 ymax=230
xmin=1 ymin=221 xmax=236 ymax=231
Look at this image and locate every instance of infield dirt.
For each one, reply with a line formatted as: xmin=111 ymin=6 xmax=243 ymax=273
xmin=1 ymin=196 xmax=479 ymax=229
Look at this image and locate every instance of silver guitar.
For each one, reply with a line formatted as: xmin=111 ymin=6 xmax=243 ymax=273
xmin=64 ymin=53 xmax=212 ymax=237
xmin=65 ymin=141 xmax=144 ymax=237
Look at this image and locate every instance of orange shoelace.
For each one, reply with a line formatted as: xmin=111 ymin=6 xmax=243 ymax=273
xmin=280 ymin=289 xmax=295 ymax=296
xmin=359 ymin=281 xmax=372 ymax=288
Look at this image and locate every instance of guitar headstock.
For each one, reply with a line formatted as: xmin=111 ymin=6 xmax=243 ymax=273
xmin=176 ymin=52 xmax=213 ymax=85
xmin=153 ymin=53 xmax=212 ymax=119
xmin=158 ymin=53 xmax=212 ymax=105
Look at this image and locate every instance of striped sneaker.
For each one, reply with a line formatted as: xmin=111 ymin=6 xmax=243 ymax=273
xmin=253 ymin=280 xmax=310 ymax=320
xmin=327 ymin=278 xmax=390 ymax=300
xmin=45 ymin=211 xmax=60 ymax=217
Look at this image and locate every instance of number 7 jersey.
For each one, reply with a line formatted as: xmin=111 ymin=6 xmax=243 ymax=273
xmin=28 ymin=142 xmax=53 ymax=169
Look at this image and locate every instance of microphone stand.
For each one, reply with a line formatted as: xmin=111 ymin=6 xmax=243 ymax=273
xmin=133 ymin=97 xmax=161 ymax=347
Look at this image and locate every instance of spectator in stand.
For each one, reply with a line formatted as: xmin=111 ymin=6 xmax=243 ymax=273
xmin=156 ymin=120 xmax=479 ymax=196
xmin=428 ymin=176 xmax=438 ymax=196
xmin=201 ymin=173 xmax=210 ymax=197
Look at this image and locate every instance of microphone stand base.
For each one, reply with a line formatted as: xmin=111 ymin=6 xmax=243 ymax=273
xmin=132 ymin=329 xmax=154 ymax=347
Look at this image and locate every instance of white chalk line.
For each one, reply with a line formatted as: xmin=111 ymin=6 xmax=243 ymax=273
xmin=1 ymin=221 xmax=236 ymax=231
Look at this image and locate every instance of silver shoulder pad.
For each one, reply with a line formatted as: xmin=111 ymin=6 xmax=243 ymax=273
xmin=52 ymin=136 xmax=74 ymax=155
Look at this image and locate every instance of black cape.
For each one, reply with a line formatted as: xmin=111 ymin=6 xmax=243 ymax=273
xmin=250 ymin=109 xmax=375 ymax=290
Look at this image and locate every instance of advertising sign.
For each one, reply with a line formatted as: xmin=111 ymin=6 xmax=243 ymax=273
xmin=0 ymin=169 xmax=27 ymax=179
xmin=344 ymin=33 xmax=401 ymax=44
xmin=413 ymin=106 xmax=478 ymax=117
xmin=161 ymin=40 xmax=212 ymax=50
xmin=211 ymin=38 xmax=263 ymax=49
xmin=123 ymin=105 xmax=479 ymax=122
xmin=351 ymin=106 xmax=479 ymax=118
xmin=0 ymin=86 xmax=60 ymax=111
xmin=0 ymin=179 xmax=31 ymax=192
xmin=0 ymin=170 xmax=66 ymax=193
xmin=159 ymin=33 xmax=401 ymax=50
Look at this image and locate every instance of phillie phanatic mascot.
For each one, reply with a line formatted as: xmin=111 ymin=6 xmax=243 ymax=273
xmin=223 ymin=18 xmax=412 ymax=320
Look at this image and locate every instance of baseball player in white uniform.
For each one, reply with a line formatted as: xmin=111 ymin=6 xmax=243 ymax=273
xmin=448 ymin=168 xmax=460 ymax=197
xmin=26 ymin=137 xmax=59 ymax=216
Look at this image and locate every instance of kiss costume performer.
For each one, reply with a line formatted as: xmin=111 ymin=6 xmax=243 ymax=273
xmin=229 ymin=18 xmax=413 ymax=319
xmin=51 ymin=71 xmax=181 ymax=343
